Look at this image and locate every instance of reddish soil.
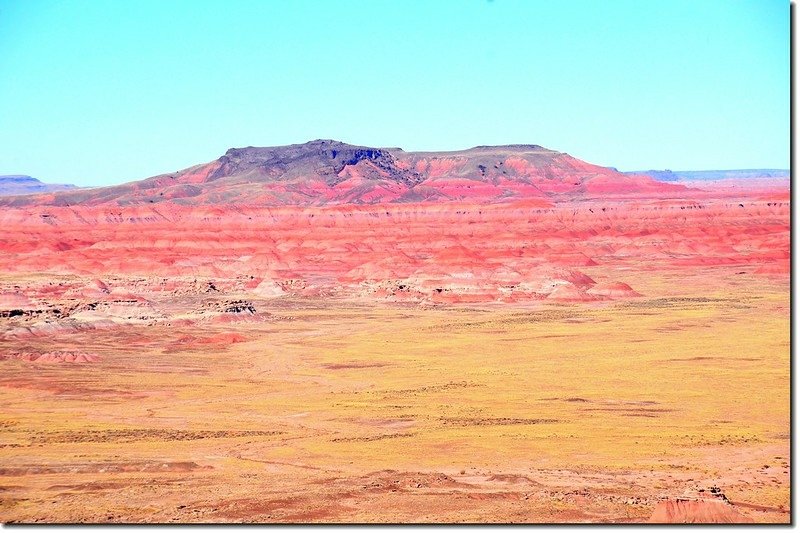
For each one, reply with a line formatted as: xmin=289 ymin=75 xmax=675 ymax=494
xmin=0 ymin=142 xmax=788 ymax=523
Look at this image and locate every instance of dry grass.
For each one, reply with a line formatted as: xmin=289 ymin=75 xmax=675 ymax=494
xmin=0 ymin=267 xmax=789 ymax=523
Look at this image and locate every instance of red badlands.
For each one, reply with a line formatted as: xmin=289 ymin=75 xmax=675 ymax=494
xmin=0 ymin=141 xmax=788 ymax=304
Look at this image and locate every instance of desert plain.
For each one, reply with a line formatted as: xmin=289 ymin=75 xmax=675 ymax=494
xmin=0 ymin=142 xmax=790 ymax=523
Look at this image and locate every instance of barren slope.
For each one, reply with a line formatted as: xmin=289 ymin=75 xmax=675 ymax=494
xmin=0 ymin=141 xmax=685 ymax=207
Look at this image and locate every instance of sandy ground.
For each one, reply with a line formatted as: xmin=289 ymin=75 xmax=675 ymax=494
xmin=0 ymin=266 xmax=789 ymax=523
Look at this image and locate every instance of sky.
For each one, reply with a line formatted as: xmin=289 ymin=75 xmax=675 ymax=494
xmin=0 ymin=0 xmax=790 ymax=187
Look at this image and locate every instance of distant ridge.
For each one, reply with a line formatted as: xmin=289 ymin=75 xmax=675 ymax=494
xmin=627 ymin=169 xmax=789 ymax=182
xmin=0 ymin=175 xmax=78 ymax=196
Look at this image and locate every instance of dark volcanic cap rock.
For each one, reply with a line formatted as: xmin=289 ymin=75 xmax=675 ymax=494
xmin=208 ymin=140 xmax=419 ymax=186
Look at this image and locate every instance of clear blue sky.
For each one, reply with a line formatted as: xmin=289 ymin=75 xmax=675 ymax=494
xmin=0 ymin=0 xmax=789 ymax=186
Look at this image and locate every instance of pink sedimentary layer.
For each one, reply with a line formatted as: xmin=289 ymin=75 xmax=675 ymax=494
xmin=0 ymin=183 xmax=788 ymax=303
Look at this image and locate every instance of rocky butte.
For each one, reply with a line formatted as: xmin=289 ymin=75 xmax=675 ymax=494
xmin=0 ymin=140 xmax=789 ymax=523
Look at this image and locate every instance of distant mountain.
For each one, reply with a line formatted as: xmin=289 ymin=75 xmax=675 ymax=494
xmin=0 ymin=175 xmax=78 ymax=196
xmin=626 ymin=169 xmax=790 ymax=182
xmin=0 ymin=140 xmax=683 ymax=207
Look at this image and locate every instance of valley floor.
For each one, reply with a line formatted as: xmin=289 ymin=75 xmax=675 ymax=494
xmin=0 ymin=268 xmax=789 ymax=523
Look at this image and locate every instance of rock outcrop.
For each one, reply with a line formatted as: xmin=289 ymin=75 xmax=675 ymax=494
xmin=649 ymin=487 xmax=753 ymax=524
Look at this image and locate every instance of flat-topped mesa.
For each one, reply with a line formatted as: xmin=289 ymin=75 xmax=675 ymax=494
xmin=470 ymin=144 xmax=553 ymax=152
xmin=406 ymin=144 xmax=556 ymax=156
xmin=0 ymin=175 xmax=78 ymax=197
xmin=0 ymin=139 xmax=687 ymax=207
